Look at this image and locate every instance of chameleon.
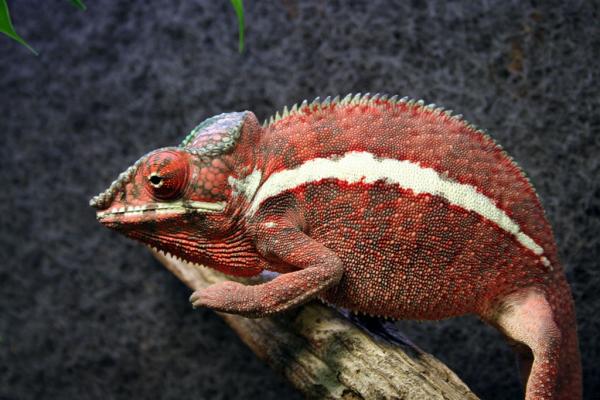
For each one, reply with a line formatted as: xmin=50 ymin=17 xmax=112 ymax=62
xmin=90 ymin=93 xmax=581 ymax=400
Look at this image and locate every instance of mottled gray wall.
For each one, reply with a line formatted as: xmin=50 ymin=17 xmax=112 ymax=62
xmin=1 ymin=1 xmax=598 ymax=399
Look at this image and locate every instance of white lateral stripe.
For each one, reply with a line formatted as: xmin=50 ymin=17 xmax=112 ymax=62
xmin=188 ymin=200 xmax=226 ymax=211
xmin=96 ymin=200 xmax=225 ymax=217
xmin=229 ymin=170 xmax=262 ymax=199
xmin=248 ymin=151 xmax=545 ymax=257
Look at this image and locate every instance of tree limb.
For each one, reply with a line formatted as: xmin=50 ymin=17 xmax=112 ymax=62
xmin=153 ymin=251 xmax=479 ymax=400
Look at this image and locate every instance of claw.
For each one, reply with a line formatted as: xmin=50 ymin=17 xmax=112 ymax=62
xmin=189 ymin=290 xmax=202 ymax=307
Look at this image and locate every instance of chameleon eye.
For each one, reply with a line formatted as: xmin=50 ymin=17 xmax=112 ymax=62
xmin=143 ymin=150 xmax=190 ymax=200
xmin=148 ymin=173 xmax=164 ymax=188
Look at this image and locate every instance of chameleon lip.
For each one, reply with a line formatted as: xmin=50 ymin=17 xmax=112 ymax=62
xmin=96 ymin=201 xmax=226 ymax=219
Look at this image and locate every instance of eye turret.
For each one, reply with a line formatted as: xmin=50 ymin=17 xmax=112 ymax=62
xmin=143 ymin=150 xmax=190 ymax=201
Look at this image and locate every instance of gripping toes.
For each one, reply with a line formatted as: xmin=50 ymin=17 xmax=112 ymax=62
xmin=190 ymin=281 xmax=259 ymax=315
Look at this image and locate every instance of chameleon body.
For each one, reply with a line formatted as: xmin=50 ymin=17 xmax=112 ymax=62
xmin=91 ymin=94 xmax=581 ymax=400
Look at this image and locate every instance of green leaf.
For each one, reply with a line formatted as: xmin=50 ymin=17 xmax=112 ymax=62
xmin=230 ymin=0 xmax=245 ymax=53
xmin=69 ymin=0 xmax=86 ymax=11
xmin=0 ymin=0 xmax=37 ymax=55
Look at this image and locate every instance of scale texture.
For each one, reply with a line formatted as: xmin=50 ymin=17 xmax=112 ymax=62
xmin=92 ymin=94 xmax=581 ymax=399
xmin=1 ymin=1 xmax=598 ymax=399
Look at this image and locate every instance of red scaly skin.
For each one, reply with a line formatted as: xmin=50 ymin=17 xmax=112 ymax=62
xmin=91 ymin=94 xmax=581 ymax=400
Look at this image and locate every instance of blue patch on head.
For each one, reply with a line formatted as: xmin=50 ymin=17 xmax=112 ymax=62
xmin=180 ymin=112 xmax=247 ymax=156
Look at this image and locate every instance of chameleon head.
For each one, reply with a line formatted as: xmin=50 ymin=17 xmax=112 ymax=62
xmin=88 ymin=112 xmax=266 ymax=270
xmin=89 ymin=146 xmax=233 ymax=262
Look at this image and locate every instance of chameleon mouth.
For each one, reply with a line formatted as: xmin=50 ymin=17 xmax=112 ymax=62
xmin=96 ymin=201 xmax=226 ymax=219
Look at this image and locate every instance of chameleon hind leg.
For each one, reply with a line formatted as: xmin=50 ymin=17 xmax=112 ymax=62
xmin=490 ymin=289 xmax=561 ymax=400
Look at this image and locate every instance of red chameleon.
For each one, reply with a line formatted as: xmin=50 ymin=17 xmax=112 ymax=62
xmin=90 ymin=93 xmax=581 ymax=400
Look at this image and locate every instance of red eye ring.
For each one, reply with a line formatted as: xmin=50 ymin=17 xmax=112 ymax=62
xmin=143 ymin=150 xmax=190 ymax=201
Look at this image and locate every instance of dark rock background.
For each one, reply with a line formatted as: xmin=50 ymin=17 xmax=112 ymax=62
xmin=1 ymin=1 xmax=598 ymax=399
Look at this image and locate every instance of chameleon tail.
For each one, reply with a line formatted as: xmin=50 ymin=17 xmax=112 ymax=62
xmin=547 ymin=275 xmax=582 ymax=400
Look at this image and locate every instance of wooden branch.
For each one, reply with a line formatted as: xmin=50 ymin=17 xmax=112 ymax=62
xmin=153 ymin=251 xmax=479 ymax=400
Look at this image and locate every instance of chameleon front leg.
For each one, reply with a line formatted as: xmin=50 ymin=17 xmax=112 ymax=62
xmin=190 ymin=218 xmax=344 ymax=318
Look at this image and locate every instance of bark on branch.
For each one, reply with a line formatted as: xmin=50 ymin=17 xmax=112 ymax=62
xmin=153 ymin=251 xmax=479 ymax=400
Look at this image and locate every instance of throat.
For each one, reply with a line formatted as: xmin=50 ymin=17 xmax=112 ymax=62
xmin=201 ymin=230 xmax=264 ymax=277
xmin=131 ymin=225 xmax=263 ymax=278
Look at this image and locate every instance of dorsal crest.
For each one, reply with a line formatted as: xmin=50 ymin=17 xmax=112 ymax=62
xmin=262 ymin=93 xmax=468 ymax=128
xmin=180 ymin=112 xmax=248 ymax=157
